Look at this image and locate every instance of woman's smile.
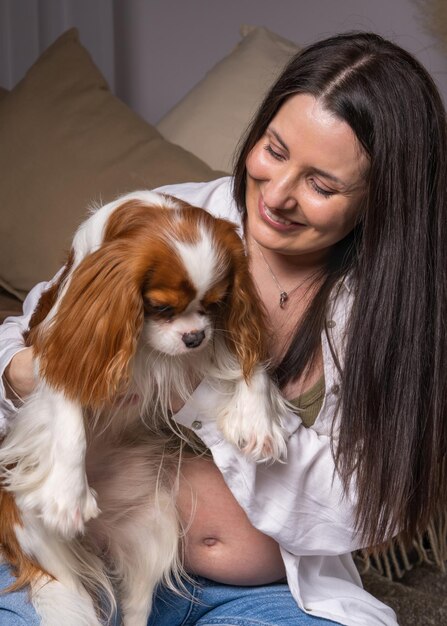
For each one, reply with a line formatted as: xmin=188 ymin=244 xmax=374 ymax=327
xmin=258 ymin=196 xmax=306 ymax=230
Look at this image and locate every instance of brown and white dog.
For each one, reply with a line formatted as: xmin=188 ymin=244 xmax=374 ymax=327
xmin=0 ymin=191 xmax=289 ymax=626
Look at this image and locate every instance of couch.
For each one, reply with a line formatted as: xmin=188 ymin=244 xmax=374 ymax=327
xmin=1 ymin=26 xmax=446 ymax=625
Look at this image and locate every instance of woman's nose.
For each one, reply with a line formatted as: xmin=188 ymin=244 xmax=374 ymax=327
xmin=262 ymin=178 xmax=298 ymax=211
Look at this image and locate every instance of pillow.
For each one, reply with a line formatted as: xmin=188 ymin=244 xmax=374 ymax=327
xmin=0 ymin=29 xmax=220 ymax=300
xmin=157 ymin=26 xmax=300 ymax=173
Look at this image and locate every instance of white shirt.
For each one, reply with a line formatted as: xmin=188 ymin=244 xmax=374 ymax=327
xmin=0 ymin=177 xmax=398 ymax=625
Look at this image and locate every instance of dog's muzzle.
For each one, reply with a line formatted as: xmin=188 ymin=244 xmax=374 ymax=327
xmin=182 ymin=330 xmax=206 ymax=348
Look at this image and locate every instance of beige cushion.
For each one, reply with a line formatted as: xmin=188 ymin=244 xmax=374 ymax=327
xmin=0 ymin=28 xmax=220 ymax=300
xmin=157 ymin=25 xmax=300 ymax=173
xmin=0 ymin=289 xmax=22 ymax=324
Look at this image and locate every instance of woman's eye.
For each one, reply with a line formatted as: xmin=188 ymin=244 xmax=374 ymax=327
xmin=264 ymin=144 xmax=284 ymax=161
xmin=310 ymin=179 xmax=336 ymax=198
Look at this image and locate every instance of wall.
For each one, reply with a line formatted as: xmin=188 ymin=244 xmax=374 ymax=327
xmin=0 ymin=0 xmax=115 ymax=89
xmin=1 ymin=0 xmax=446 ymax=123
xmin=113 ymin=0 xmax=447 ymax=122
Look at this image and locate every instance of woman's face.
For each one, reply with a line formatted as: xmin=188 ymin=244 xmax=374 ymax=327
xmin=245 ymin=94 xmax=369 ymax=263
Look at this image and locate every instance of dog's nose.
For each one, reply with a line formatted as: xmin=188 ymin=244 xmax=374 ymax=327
xmin=182 ymin=330 xmax=205 ymax=348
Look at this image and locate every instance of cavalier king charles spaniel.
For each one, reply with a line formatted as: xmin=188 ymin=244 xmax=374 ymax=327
xmin=0 ymin=191 xmax=290 ymax=626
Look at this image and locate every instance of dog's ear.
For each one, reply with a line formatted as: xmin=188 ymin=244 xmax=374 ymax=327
xmin=35 ymin=240 xmax=146 ymax=408
xmin=24 ymin=251 xmax=75 ymax=347
xmin=217 ymin=223 xmax=269 ymax=380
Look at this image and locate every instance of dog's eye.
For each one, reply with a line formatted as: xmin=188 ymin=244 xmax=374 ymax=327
xmin=152 ymin=304 xmax=175 ymax=315
xmin=144 ymin=302 xmax=175 ymax=318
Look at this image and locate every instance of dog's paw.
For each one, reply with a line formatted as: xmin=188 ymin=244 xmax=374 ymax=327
xmin=240 ymin=419 xmax=288 ymax=463
xmin=217 ymin=406 xmax=287 ymax=463
xmin=40 ymin=491 xmax=99 ymax=539
xmin=21 ymin=466 xmax=100 ymax=538
xmin=214 ymin=371 xmax=289 ymax=463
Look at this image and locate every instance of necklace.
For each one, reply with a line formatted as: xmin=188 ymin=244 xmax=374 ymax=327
xmin=254 ymin=241 xmax=318 ymax=309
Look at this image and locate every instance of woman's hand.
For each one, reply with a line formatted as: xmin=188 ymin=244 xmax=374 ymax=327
xmin=3 ymin=347 xmax=36 ymax=403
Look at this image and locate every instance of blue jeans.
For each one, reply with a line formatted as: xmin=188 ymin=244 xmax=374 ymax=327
xmin=147 ymin=577 xmax=342 ymax=625
xmin=0 ymin=564 xmax=341 ymax=625
xmin=0 ymin=564 xmax=39 ymax=626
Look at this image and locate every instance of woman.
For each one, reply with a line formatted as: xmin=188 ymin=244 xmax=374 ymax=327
xmin=1 ymin=32 xmax=446 ymax=626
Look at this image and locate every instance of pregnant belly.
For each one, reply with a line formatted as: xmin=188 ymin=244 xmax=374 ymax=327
xmin=177 ymin=456 xmax=286 ymax=585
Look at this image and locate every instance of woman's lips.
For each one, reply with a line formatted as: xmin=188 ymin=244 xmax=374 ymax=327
xmin=258 ymin=197 xmax=305 ymax=231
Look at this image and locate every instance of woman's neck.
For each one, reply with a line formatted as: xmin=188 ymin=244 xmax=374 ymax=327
xmin=247 ymin=236 xmax=326 ymax=296
xmin=245 ymin=233 xmax=326 ymax=398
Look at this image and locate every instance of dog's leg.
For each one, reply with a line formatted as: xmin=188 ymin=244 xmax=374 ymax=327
xmin=31 ymin=578 xmax=103 ymax=626
xmin=86 ymin=437 xmax=180 ymax=626
xmin=105 ymin=490 xmax=179 ymax=626
xmin=0 ymin=385 xmax=99 ymax=538
xmin=15 ymin=511 xmax=108 ymax=626
xmin=215 ymin=366 xmax=289 ymax=462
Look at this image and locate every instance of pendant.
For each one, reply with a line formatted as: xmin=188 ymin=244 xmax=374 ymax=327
xmin=279 ymin=291 xmax=288 ymax=308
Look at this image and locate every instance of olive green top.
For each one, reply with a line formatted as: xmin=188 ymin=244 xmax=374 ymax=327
xmin=290 ymin=376 xmax=325 ymax=428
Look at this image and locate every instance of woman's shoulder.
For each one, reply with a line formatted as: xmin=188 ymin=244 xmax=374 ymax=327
xmin=154 ymin=177 xmax=241 ymax=228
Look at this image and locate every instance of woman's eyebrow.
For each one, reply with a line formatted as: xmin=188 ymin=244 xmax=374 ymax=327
xmin=267 ymin=127 xmax=289 ymax=152
xmin=267 ymin=126 xmax=362 ymax=190
xmin=310 ymin=167 xmax=346 ymax=187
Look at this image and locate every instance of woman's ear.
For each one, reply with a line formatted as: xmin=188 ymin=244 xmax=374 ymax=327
xmin=36 ymin=241 xmax=145 ymax=408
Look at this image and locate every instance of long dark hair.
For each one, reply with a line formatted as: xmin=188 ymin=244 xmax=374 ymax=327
xmin=233 ymin=32 xmax=447 ymax=547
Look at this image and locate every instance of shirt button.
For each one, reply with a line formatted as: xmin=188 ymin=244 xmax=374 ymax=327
xmin=327 ymin=320 xmax=336 ymax=328
xmin=331 ymin=384 xmax=340 ymax=395
xmin=191 ymin=420 xmax=202 ymax=430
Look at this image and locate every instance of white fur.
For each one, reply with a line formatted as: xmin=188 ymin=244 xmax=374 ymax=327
xmin=172 ymin=223 xmax=226 ymax=299
xmin=0 ymin=190 xmax=290 ymax=624
xmin=1 ymin=381 xmax=99 ymax=538
xmin=16 ymin=514 xmax=105 ymax=626
xmin=215 ymin=365 xmax=289 ymax=461
xmin=31 ymin=579 xmax=103 ymax=626
xmin=3 ymin=428 xmax=182 ymax=626
xmin=85 ymin=432 xmax=181 ymax=626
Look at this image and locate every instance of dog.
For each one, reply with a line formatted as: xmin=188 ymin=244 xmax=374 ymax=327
xmin=0 ymin=190 xmax=290 ymax=626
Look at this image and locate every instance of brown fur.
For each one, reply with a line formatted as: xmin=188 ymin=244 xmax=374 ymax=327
xmin=24 ymin=251 xmax=74 ymax=347
xmin=34 ymin=240 xmax=148 ymax=407
xmin=212 ymin=218 xmax=269 ymax=379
